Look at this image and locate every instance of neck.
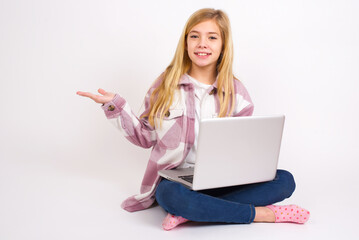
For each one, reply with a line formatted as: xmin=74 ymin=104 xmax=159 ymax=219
xmin=188 ymin=64 xmax=217 ymax=85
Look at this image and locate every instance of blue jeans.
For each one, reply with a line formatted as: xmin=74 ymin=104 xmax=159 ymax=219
xmin=155 ymin=169 xmax=296 ymax=224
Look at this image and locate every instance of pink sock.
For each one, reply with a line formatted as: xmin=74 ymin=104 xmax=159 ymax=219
xmin=162 ymin=213 xmax=189 ymax=231
xmin=266 ymin=205 xmax=310 ymax=224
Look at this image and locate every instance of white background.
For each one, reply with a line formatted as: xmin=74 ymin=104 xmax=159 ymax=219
xmin=0 ymin=0 xmax=358 ymax=239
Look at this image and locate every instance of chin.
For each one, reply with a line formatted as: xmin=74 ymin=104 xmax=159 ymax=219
xmin=193 ymin=62 xmax=216 ymax=69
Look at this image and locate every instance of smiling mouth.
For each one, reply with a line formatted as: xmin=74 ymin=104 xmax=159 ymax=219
xmin=195 ymin=52 xmax=212 ymax=56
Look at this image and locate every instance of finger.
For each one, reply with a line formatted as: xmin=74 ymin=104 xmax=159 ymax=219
xmin=77 ymin=91 xmax=99 ymax=102
xmin=77 ymin=91 xmax=92 ymax=96
xmin=77 ymin=91 xmax=93 ymax=98
xmin=98 ymin=88 xmax=107 ymax=96
xmin=77 ymin=91 xmax=92 ymax=97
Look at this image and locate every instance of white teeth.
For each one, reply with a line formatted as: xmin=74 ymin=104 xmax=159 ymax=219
xmin=197 ymin=53 xmax=210 ymax=56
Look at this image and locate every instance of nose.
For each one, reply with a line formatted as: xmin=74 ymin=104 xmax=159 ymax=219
xmin=198 ymin=37 xmax=208 ymax=49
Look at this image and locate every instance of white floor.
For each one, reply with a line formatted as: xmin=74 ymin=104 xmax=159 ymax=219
xmin=1 ymin=152 xmax=357 ymax=240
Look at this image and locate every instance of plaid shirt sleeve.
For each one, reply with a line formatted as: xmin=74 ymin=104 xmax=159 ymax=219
xmin=232 ymin=80 xmax=254 ymax=117
xmin=102 ymin=92 xmax=157 ymax=149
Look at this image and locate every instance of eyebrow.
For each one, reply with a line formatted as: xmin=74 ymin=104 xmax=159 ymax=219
xmin=189 ymin=30 xmax=219 ymax=35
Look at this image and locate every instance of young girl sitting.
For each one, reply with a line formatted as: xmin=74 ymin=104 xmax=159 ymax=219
xmin=77 ymin=8 xmax=310 ymax=231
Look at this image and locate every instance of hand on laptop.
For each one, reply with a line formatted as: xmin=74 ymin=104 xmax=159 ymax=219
xmin=76 ymin=88 xmax=115 ymax=104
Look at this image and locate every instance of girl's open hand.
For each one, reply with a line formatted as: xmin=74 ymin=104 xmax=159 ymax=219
xmin=76 ymin=88 xmax=115 ymax=104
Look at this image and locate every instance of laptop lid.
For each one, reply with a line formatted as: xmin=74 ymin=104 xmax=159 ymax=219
xmin=158 ymin=115 xmax=285 ymax=190
xmin=191 ymin=115 xmax=285 ymax=190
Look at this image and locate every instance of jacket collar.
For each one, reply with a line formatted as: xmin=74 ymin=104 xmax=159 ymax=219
xmin=178 ymin=74 xmax=192 ymax=85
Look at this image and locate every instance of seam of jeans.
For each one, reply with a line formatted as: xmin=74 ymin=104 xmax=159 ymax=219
xmin=248 ymin=205 xmax=255 ymax=223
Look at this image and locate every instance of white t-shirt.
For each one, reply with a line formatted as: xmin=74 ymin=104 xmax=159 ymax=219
xmin=178 ymin=74 xmax=213 ymax=168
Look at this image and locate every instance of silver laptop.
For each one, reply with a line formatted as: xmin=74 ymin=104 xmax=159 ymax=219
xmin=158 ymin=115 xmax=285 ymax=190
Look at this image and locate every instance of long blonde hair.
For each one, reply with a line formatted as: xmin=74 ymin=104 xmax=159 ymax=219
xmin=143 ymin=8 xmax=236 ymax=127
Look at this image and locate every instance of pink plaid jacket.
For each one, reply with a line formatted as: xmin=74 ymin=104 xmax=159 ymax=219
xmin=102 ymin=74 xmax=254 ymax=212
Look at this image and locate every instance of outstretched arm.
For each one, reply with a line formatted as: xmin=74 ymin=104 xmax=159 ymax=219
xmin=77 ymin=88 xmax=156 ymax=148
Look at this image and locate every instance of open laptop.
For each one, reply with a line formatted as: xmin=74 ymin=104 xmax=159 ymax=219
xmin=158 ymin=115 xmax=285 ymax=190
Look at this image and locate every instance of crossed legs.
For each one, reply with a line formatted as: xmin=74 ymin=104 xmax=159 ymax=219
xmin=156 ymin=170 xmax=309 ymax=229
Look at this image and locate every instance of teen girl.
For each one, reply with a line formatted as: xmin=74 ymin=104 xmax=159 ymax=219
xmin=77 ymin=8 xmax=310 ymax=230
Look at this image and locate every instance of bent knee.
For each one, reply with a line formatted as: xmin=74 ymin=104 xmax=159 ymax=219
xmin=155 ymin=179 xmax=189 ymax=212
xmin=277 ymin=169 xmax=296 ymax=198
xmin=155 ymin=179 xmax=174 ymax=204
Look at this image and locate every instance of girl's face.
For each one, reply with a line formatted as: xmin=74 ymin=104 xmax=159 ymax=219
xmin=186 ymin=19 xmax=223 ymax=72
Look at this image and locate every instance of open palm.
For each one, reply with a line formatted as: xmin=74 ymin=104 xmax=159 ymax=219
xmin=77 ymin=88 xmax=115 ymax=104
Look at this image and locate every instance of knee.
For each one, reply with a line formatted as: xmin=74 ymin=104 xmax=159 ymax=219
xmin=276 ymin=169 xmax=296 ymax=198
xmin=155 ymin=179 xmax=172 ymax=205
xmin=155 ymin=179 xmax=188 ymax=213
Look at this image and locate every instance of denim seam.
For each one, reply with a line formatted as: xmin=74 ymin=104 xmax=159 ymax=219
xmin=248 ymin=205 xmax=255 ymax=223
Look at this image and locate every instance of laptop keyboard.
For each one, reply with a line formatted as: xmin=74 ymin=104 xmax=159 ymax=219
xmin=178 ymin=175 xmax=194 ymax=184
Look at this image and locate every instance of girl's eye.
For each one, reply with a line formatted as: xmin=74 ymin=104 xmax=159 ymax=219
xmin=209 ymin=36 xmax=217 ymax=40
xmin=190 ymin=35 xmax=198 ymax=38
